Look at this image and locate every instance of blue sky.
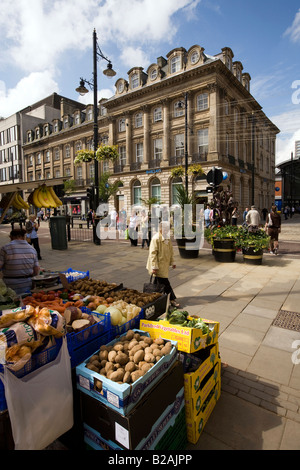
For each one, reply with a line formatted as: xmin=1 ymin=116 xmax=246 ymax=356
xmin=1 ymin=0 xmax=300 ymax=165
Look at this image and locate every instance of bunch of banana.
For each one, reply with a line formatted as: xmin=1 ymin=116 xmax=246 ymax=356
xmin=12 ymin=192 xmax=30 ymax=210
xmin=30 ymin=184 xmax=62 ymax=209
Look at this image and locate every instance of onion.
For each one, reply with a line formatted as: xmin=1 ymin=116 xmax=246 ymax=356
xmin=105 ymin=306 xmax=122 ymax=326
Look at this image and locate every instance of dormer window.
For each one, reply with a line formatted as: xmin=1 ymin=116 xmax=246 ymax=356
xmin=74 ymin=113 xmax=80 ymax=125
xmin=150 ymin=68 xmax=157 ymax=80
xmin=171 ymin=55 xmax=180 ymax=73
xmin=190 ymin=50 xmax=200 ymax=64
xmin=131 ymin=73 xmax=139 ymax=89
xmin=118 ymin=81 xmax=124 ymax=93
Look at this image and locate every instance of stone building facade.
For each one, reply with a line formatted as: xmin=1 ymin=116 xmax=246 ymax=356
xmin=22 ymin=45 xmax=279 ymax=217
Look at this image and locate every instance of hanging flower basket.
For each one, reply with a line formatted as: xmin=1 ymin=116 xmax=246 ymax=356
xmin=171 ymin=166 xmax=184 ymax=178
xmin=74 ymin=150 xmax=94 ymax=165
xmin=96 ymin=144 xmax=119 ymax=162
xmin=188 ymin=163 xmax=204 ymax=176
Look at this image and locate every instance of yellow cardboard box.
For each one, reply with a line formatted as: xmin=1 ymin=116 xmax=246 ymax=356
xmin=184 ymin=359 xmax=221 ymax=420
xmin=186 ymin=380 xmax=221 ymax=445
xmin=139 ymin=318 xmax=219 ymax=353
xmin=182 ymin=343 xmax=219 ymax=400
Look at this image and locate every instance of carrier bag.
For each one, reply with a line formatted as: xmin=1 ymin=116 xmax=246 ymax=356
xmin=143 ymin=274 xmax=165 ymax=294
xmin=0 ymin=337 xmax=73 ymax=450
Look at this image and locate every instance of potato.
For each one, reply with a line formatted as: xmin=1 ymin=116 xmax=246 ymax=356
xmin=91 ymin=359 xmax=102 ymax=369
xmin=144 ymin=353 xmax=155 ymax=363
xmin=89 ymin=354 xmax=99 ymax=363
xmin=140 ymin=362 xmax=153 ymax=373
xmin=108 ymin=350 xmax=117 ymax=362
xmin=94 ymin=379 xmax=102 ymax=392
xmin=143 ymin=336 xmax=153 ymax=345
xmin=131 ymin=370 xmax=144 ymax=382
xmin=99 ymin=367 xmax=106 ymax=376
xmin=86 ymin=363 xmax=99 ymax=372
xmin=125 ymin=361 xmax=136 ymax=373
xmin=138 ymin=341 xmax=149 ymax=349
xmin=99 ymin=350 xmax=108 ymax=361
xmin=99 ymin=345 xmax=109 ymax=351
xmin=110 ymin=369 xmax=125 ymax=382
xmin=154 ymin=337 xmax=164 ymax=346
xmin=152 ymin=348 xmax=162 ymax=357
xmin=105 ymin=362 xmax=115 ymax=373
xmin=161 ymin=343 xmax=172 ymax=355
xmin=113 ymin=343 xmax=124 ymax=352
xmin=133 ymin=333 xmax=141 ymax=341
xmin=123 ymin=371 xmax=131 ymax=383
xmin=128 ymin=339 xmax=138 ymax=350
xmin=133 ymin=350 xmax=145 ymax=364
xmin=130 ymin=344 xmax=143 ymax=355
xmin=115 ymin=351 xmax=128 ymax=366
xmin=126 ymin=330 xmax=135 ymax=341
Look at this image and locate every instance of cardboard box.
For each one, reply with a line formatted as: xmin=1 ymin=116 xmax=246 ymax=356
xmin=185 ymin=380 xmax=221 ymax=444
xmin=180 ymin=343 xmax=219 ymax=399
xmin=140 ymin=318 xmax=219 ymax=353
xmin=143 ymin=294 xmax=168 ymax=320
xmin=76 ymin=330 xmax=177 ymax=416
xmin=184 ymin=359 xmax=221 ymax=420
xmin=80 ymin=361 xmax=186 ymax=450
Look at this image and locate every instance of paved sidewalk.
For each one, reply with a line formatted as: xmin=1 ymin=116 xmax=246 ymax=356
xmin=0 ymin=215 xmax=300 ymax=450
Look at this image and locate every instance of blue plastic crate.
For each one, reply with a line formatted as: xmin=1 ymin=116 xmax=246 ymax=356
xmin=66 ymin=307 xmax=110 ymax=352
xmin=110 ymin=308 xmax=145 ymax=338
xmin=68 ymin=329 xmax=112 ymax=368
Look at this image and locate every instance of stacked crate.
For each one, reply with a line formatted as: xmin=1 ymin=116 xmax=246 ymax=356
xmin=76 ymin=330 xmax=187 ymax=450
xmin=140 ymin=316 xmax=221 ymax=445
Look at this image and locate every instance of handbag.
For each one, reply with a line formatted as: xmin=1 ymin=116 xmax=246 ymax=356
xmin=143 ymin=274 xmax=165 ymax=294
xmin=124 ymin=228 xmax=129 ymax=240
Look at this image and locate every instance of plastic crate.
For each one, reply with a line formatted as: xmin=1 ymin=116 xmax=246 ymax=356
xmin=61 ymin=268 xmax=90 ymax=283
xmin=110 ymin=308 xmax=145 ymax=338
xmin=66 ymin=307 xmax=110 ymax=353
xmin=68 ymin=329 xmax=112 ymax=369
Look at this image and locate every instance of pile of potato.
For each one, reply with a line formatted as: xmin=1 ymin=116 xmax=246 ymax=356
xmin=85 ymin=329 xmax=173 ymax=386
xmin=101 ymin=288 xmax=162 ymax=308
xmin=68 ymin=278 xmax=119 ymax=296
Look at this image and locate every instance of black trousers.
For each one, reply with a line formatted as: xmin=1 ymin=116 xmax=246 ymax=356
xmin=154 ymin=276 xmax=176 ymax=301
xmin=30 ymin=238 xmax=41 ymax=260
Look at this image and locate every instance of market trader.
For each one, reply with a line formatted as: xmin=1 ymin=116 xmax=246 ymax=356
xmin=0 ymin=228 xmax=40 ymax=295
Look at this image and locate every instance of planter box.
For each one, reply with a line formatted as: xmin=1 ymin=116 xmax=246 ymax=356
xmin=213 ymin=239 xmax=236 ymax=262
xmin=140 ymin=318 xmax=219 ymax=353
xmin=76 ymin=330 xmax=177 ymax=416
xmin=242 ymin=247 xmax=263 ymax=265
xmin=80 ymin=361 xmax=186 ymax=450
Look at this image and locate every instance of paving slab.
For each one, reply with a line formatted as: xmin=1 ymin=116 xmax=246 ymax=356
xmin=247 ymin=345 xmax=295 ymax=386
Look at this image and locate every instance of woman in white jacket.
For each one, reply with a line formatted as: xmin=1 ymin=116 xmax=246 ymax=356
xmin=146 ymin=222 xmax=180 ymax=307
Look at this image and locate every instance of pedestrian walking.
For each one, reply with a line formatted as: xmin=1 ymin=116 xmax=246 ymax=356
xmin=265 ymin=205 xmax=281 ymax=255
xmin=141 ymin=210 xmax=149 ymax=249
xmin=246 ymin=205 xmax=261 ymax=229
xmin=128 ymin=210 xmax=138 ymax=246
xmin=204 ymin=205 xmax=211 ymax=228
xmin=0 ymin=228 xmax=40 ymax=295
xmin=146 ymin=221 xmax=179 ymax=308
xmin=262 ymin=208 xmax=268 ymax=221
xmin=231 ymin=207 xmax=239 ymax=226
xmin=283 ymin=206 xmax=289 ymax=220
xmin=26 ymin=214 xmax=42 ymax=260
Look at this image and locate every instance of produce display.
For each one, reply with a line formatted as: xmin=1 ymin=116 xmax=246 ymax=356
xmin=67 ymin=278 xmax=120 ymax=297
xmin=22 ymin=291 xmax=84 ymax=313
xmin=29 ymin=184 xmax=62 ymax=209
xmin=95 ymin=300 xmax=142 ymax=327
xmin=0 ymin=280 xmax=19 ymax=311
xmin=166 ymin=309 xmax=211 ymax=334
xmin=85 ymin=329 xmax=173 ymax=385
xmin=95 ymin=288 xmax=163 ymax=308
xmin=0 ymin=305 xmax=65 ymax=371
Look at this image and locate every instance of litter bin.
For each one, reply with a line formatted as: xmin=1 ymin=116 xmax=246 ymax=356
xmin=49 ymin=216 xmax=68 ymax=250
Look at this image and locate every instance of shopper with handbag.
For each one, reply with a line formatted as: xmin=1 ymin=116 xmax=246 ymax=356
xmin=146 ymin=221 xmax=180 ymax=308
xmin=26 ymin=214 xmax=42 ymax=260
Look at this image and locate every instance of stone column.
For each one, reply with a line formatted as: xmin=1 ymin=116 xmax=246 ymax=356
xmin=162 ymin=99 xmax=170 ymax=164
xmin=142 ymin=106 xmax=150 ymax=165
xmin=125 ymin=114 xmax=132 ymax=170
xmin=207 ymin=83 xmax=219 ymax=162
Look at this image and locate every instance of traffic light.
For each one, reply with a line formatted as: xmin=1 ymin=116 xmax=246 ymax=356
xmin=86 ymin=187 xmax=94 ymax=205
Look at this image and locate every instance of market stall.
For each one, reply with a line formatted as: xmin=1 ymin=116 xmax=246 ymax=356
xmin=0 ymin=268 xmax=220 ymax=450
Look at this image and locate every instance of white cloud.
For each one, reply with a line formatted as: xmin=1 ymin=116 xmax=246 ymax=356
xmin=120 ymin=47 xmax=150 ymax=69
xmin=272 ymin=107 xmax=300 ymax=165
xmin=0 ymin=72 xmax=59 ymax=117
xmin=284 ymin=8 xmax=300 ymax=42
xmin=77 ymin=88 xmax=115 ymax=106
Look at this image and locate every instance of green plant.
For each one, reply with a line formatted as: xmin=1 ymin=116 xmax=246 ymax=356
xmin=74 ymin=149 xmax=94 ymax=165
xmin=96 ymin=144 xmax=119 ymax=162
xmin=235 ymin=226 xmax=270 ymax=252
xmin=204 ymin=225 xmax=240 ymax=246
xmin=98 ymin=172 xmax=123 ymax=203
xmin=63 ymin=179 xmax=76 ymax=195
xmin=171 ymin=166 xmax=184 ymax=178
xmin=174 ymin=185 xmax=198 ymax=237
xmin=188 ymin=163 xmax=204 ymax=176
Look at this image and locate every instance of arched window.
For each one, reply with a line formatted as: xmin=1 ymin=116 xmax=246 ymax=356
xmin=171 ymin=177 xmax=183 ymax=205
xmin=133 ymin=179 xmax=142 ymax=205
xmin=151 ymin=177 xmax=161 ymax=202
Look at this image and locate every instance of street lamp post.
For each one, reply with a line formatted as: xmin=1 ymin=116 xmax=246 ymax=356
xmin=178 ymin=92 xmax=189 ymax=191
xmin=76 ymin=29 xmax=116 ymax=245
